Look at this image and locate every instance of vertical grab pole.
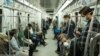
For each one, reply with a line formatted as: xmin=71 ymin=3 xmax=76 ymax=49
xmin=83 ymin=17 xmax=94 ymax=56
xmin=22 ymin=0 xmax=24 ymax=52
xmin=9 ymin=0 xmax=12 ymax=55
xmin=74 ymin=12 xmax=79 ymax=56
xmin=67 ymin=17 xmax=70 ymax=37
xmin=27 ymin=14 xmax=29 ymax=47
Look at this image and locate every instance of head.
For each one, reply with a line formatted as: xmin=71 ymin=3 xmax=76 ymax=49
xmin=79 ymin=6 xmax=89 ymax=17
xmin=75 ymin=12 xmax=78 ymax=16
xmin=63 ymin=15 xmax=70 ymax=22
xmin=9 ymin=29 xmax=18 ymax=38
xmin=85 ymin=11 xmax=93 ymax=20
xmin=59 ymin=33 xmax=69 ymax=42
xmin=28 ymin=23 xmax=32 ymax=29
xmin=79 ymin=6 xmax=94 ymax=20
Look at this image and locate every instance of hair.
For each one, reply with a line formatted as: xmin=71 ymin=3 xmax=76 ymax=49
xmin=90 ymin=11 xmax=93 ymax=15
xmin=59 ymin=33 xmax=69 ymax=40
xmin=63 ymin=15 xmax=70 ymax=18
xmin=75 ymin=12 xmax=78 ymax=15
xmin=28 ymin=23 xmax=32 ymax=27
xmin=79 ymin=6 xmax=89 ymax=14
xmin=9 ymin=29 xmax=17 ymax=36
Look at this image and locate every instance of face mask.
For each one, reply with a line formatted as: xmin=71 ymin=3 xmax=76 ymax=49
xmin=82 ymin=18 xmax=88 ymax=26
xmin=84 ymin=19 xmax=88 ymax=22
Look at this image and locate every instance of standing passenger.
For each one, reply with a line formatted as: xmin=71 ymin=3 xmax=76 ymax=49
xmin=63 ymin=15 xmax=76 ymax=39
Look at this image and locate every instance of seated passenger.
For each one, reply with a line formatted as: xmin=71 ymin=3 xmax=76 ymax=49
xmin=31 ymin=22 xmax=47 ymax=46
xmin=56 ymin=33 xmax=71 ymax=56
xmin=0 ymin=33 xmax=9 ymax=55
xmin=8 ymin=29 xmax=28 ymax=56
xmin=24 ymin=24 xmax=39 ymax=52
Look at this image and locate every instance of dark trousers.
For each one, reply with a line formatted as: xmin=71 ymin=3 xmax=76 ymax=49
xmin=43 ymin=33 xmax=46 ymax=39
xmin=29 ymin=44 xmax=35 ymax=56
xmin=68 ymin=39 xmax=82 ymax=56
xmin=54 ymin=33 xmax=59 ymax=39
xmin=57 ymin=40 xmax=60 ymax=52
xmin=42 ymin=29 xmax=47 ymax=39
xmin=40 ymin=39 xmax=46 ymax=46
xmin=31 ymin=39 xmax=39 ymax=50
xmin=37 ymin=35 xmax=46 ymax=46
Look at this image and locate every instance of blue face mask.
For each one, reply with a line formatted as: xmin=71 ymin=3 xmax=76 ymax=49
xmin=81 ymin=17 xmax=88 ymax=26
xmin=84 ymin=19 xmax=89 ymax=22
xmin=81 ymin=17 xmax=88 ymax=22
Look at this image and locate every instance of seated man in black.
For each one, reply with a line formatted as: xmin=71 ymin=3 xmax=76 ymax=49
xmin=24 ymin=24 xmax=39 ymax=56
xmin=31 ymin=22 xmax=47 ymax=46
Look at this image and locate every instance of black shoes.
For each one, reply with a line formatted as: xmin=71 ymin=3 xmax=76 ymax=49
xmin=43 ymin=43 xmax=48 ymax=47
xmin=44 ymin=38 xmax=47 ymax=39
xmin=55 ymin=50 xmax=60 ymax=54
xmin=33 ymin=49 xmax=38 ymax=52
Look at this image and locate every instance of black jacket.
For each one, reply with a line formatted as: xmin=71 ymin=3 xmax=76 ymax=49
xmin=24 ymin=27 xmax=31 ymax=39
xmin=63 ymin=20 xmax=76 ymax=39
xmin=77 ymin=18 xmax=100 ymax=56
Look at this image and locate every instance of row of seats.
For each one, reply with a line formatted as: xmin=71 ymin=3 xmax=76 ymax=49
xmin=0 ymin=18 xmax=52 ymax=56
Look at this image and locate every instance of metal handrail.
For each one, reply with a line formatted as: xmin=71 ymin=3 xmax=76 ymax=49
xmin=89 ymin=33 xmax=100 ymax=56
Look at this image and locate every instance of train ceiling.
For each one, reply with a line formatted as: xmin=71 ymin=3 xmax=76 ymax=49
xmin=26 ymin=0 xmax=61 ymax=14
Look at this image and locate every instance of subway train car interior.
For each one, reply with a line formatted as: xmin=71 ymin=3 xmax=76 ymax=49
xmin=0 ymin=0 xmax=100 ymax=56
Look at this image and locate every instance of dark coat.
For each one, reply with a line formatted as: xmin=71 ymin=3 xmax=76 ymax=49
xmin=24 ymin=27 xmax=31 ymax=39
xmin=77 ymin=18 xmax=100 ymax=56
xmin=63 ymin=20 xmax=76 ymax=39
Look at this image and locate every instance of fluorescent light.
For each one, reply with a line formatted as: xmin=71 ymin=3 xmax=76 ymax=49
xmin=17 ymin=0 xmax=42 ymax=12
xmin=56 ymin=0 xmax=73 ymax=15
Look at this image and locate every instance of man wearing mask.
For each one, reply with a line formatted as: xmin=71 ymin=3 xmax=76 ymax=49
xmin=69 ymin=6 xmax=100 ymax=56
xmin=78 ymin=6 xmax=100 ymax=56
xmin=63 ymin=15 xmax=76 ymax=39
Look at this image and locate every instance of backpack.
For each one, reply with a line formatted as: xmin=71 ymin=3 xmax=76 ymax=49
xmin=54 ymin=27 xmax=61 ymax=34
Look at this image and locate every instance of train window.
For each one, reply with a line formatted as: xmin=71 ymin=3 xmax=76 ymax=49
xmin=0 ymin=9 xmax=2 ymax=32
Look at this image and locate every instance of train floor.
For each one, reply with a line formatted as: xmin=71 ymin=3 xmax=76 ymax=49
xmin=33 ymin=26 xmax=58 ymax=56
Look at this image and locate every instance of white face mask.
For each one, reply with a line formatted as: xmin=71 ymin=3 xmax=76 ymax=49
xmin=63 ymin=41 xmax=69 ymax=47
